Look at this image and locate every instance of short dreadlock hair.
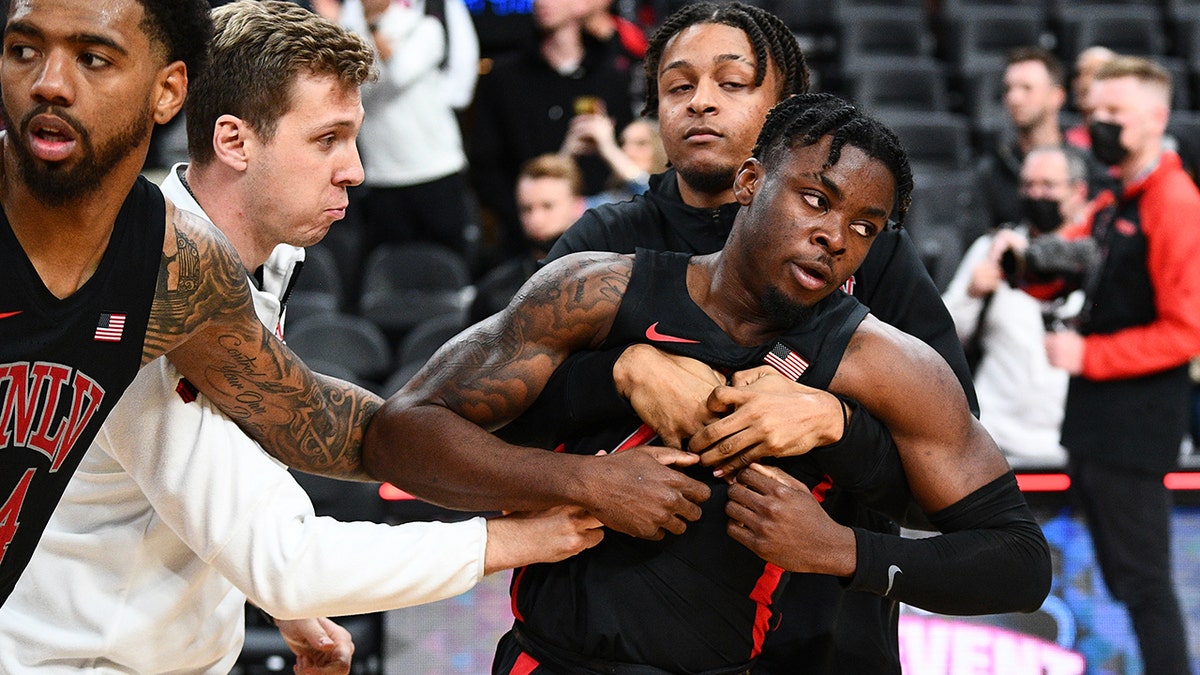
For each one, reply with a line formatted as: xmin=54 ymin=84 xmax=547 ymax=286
xmin=753 ymin=93 xmax=913 ymax=226
xmin=641 ymin=2 xmax=808 ymax=118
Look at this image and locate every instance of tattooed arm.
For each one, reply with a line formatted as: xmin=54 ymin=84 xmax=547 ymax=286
xmin=148 ymin=202 xmax=381 ymax=480
xmin=363 ymin=252 xmax=711 ymax=540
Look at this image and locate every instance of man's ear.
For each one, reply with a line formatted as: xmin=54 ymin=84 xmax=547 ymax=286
xmin=732 ymin=158 xmax=761 ymax=206
xmin=212 ymin=114 xmax=251 ymax=171
xmin=152 ymin=61 xmax=188 ymax=125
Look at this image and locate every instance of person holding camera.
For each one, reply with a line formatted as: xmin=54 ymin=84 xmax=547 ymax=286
xmin=943 ymin=145 xmax=1091 ymax=469
xmin=1012 ymin=56 xmax=1200 ymax=674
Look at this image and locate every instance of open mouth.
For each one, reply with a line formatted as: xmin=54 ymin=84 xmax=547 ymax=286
xmin=792 ymin=260 xmax=830 ymax=291
xmin=26 ymin=114 xmax=78 ymax=162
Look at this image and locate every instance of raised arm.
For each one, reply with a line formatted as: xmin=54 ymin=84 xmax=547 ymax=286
xmin=363 ymin=253 xmax=711 ymax=539
xmin=149 ymin=202 xmax=380 ymax=480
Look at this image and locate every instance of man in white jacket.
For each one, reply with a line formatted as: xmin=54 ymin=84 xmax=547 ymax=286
xmin=0 ymin=3 xmax=600 ymax=673
xmin=331 ymin=0 xmax=480 ymax=257
xmin=942 ymin=144 xmax=1091 ymax=468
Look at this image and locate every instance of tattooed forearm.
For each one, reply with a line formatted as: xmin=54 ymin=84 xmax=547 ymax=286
xmin=177 ymin=326 xmax=381 ymax=480
xmin=144 ymin=205 xmax=252 ymax=363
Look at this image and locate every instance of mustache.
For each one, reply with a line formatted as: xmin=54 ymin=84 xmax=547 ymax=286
xmin=20 ymin=104 xmax=88 ymax=142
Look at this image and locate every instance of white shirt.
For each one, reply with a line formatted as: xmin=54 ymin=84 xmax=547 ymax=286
xmin=942 ymin=226 xmax=1079 ymax=468
xmin=0 ymin=165 xmax=488 ymax=673
xmin=343 ymin=0 xmax=478 ymax=186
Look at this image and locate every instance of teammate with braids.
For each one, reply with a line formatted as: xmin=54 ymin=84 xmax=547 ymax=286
xmin=367 ymin=92 xmax=1050 ymax=674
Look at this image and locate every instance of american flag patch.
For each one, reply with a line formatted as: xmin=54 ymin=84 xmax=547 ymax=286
xmin=840 ymin=274 xmax=856 ymax=295
xmin=93 ymin=312 xmax=126 ymax=342
xmin=763 ymin=341 xmax=809 ymax=380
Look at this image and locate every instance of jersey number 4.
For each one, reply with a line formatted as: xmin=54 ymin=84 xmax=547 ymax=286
xmin=0 ymin=468 xmax=35 ymax=565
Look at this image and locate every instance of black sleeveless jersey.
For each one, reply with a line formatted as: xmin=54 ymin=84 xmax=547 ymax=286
xmin=509 ymin=249 xmax=869 ymax=673
xmin=0 ymin=176 xmax=164 ymax=605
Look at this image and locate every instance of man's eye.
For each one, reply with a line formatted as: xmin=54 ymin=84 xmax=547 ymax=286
xmin=802 ymin=193 xmax=827 ymax=211
xmin=80 ymin=53 xmax=111 ymax=68
xmin=849 ymin=222 xmax=876 ymax=238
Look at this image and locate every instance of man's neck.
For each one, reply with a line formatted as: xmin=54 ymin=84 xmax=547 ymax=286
xmin=1017 ymin=119 xmax=1062 ymax=155
xmin=540 ymin=23 xmax=584 ymax=72
xmin=1118 ymin=142 xmax=1163 ymax=186
xmin=184 ymin=163 xmax=269 ymax=270
xmin=1 ymin=142 xmax=141 ymax=299
xmin=676 ymin=175 xmax=735 ymax=210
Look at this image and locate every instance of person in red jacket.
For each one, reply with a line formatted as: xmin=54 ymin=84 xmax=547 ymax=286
xmin=1040 ymin=56 xmax=1200 ymax=674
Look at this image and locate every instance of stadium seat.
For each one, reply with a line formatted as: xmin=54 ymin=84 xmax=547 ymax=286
xmin=875 ymin=110 xmax=975 ymax=176
xmin=284 ymin=312 xmax=392 ymax=383
xmin=844 ymin=57 xmax=951 ymax=113
xmin=395 ymin=312 xmax=467 ymax=369
xmin=837 ymin=6 xmax=934 ymax=69
xmin=939 ymin=5 xmax=1049 ymax=75
xmin=1055 ymin=5 xmax=1167 ymax=64
xmin=358 ymin=242 xmax=474 ymax=337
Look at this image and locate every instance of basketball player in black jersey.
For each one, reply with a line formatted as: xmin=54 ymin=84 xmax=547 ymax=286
xmin=367 ymin=94 xmax=1051 ymax=673
xmin=0 ymin=0 xmax=642 ymax=609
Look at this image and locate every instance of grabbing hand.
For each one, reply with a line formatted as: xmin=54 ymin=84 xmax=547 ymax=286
xmin=277 ymin=616 xmax=354 ymax=675
xmin=689 ymin=367 xmax=845 ymax=476
xmin=484 ymin=505 xmax=605 ymax=574
xmin=578 ymin=445 xmax=711 ymax=539
xmin=614 ymin=344 xmax=726 ymax=449
xmin=725 ymin=464 xmax=856 ymax=577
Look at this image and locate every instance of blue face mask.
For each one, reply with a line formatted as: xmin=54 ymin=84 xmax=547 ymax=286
xmin=1088 ymin=120 xmax=1128 ymax=166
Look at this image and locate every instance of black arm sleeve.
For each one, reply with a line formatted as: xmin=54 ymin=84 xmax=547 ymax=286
xmin=846 ymin=471 xmax=1051 ymax=616
xmin=808 ymin=397 xmax=931 ymax=529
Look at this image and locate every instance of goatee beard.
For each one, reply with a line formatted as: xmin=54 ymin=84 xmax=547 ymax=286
xmin=1 ymin=102 xmax=153 ymax=207
xmin=676 ymin=163 xmax=738 ymax=196
xmin=762 ymin=286 xmax=815 ymax=327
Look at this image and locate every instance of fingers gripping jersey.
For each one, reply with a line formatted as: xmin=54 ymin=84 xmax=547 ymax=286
xmin=0 ymin=177 xmax=164 ymax=605
xmin=506 ymin=249 xmax=869 ymax=673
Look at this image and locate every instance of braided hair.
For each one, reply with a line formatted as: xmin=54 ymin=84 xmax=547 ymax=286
xmin=752 ymin=93 xmax=913 ymax=226
xmin=641 ymin=2 xmax=808 ymax=118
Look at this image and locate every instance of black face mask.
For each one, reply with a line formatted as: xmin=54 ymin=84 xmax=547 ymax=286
xmin=1089 ymin=120 xmax=1129 ymax=166
xmin=1021 ymin=197 xmax=1062 ymax=234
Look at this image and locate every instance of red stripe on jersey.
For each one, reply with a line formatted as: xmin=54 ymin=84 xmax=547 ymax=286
xmin=510 ymin=566 xmax=529 ymax=622
xmin=613 ymin=424 xmax=659 ymax=452
xmin=510 ymin=651 xmax=540 ymax=675
xmin=748 ymin=562 xmax=786 ymax=657
xmin=811 ymin=476 xmax=833 ymax=503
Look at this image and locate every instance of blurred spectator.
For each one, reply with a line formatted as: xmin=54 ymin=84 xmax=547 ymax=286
xmin=337 ymin=0 xmax=480 ymax=261
xmin=943 ymin=145 xmax=1091 ymax=469
xmin=469 ymin=154 xmax=586 ymax=323
xmin=1064 ymin=45 xmax=1117 ymax=150
xmin=561 ymin=116 xmax=667 ymax=207
xmin=974 ymin=47 xmax=1068 ymax=230
xmin=1039 ymin=56 xmax=1200 ymax=674
xmin=468 ymin=0 xmax=637 ymax=262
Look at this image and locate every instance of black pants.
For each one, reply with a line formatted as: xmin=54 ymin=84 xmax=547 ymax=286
xmin=359 ymin=172 xmax=473 ymax=257
xmin=1070 ymin=457 xmax=1193 ymax=674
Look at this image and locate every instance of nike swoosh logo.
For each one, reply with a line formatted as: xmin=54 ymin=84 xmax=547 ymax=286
xmin=644 ymin=322 xmax=700 ymax=344
xmin=0 ymin=311 xmax=22 ymax=320
xmin=886 ymin=564 xmax=903 ymax=595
